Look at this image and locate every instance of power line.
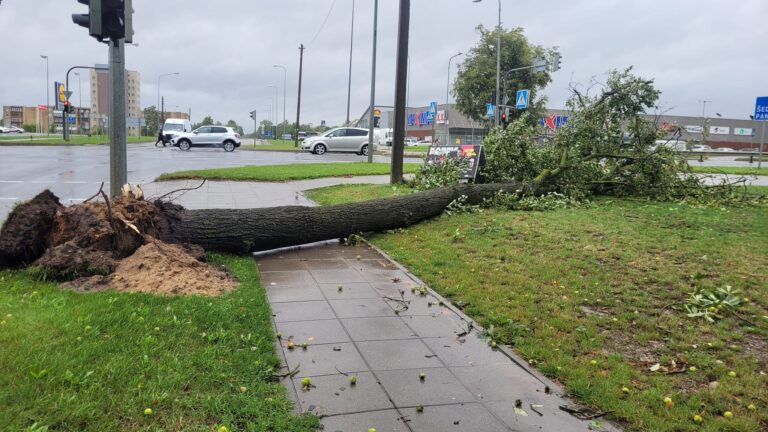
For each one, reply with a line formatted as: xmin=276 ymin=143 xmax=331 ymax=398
xmin=307 ymin=0 xmax=337 ymax=48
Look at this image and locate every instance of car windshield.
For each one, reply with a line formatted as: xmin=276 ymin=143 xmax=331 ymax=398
xmin=321 ymin=129 xmax=339 ymax=137
xmin=164 ymin=124 xmax=184 ymax=132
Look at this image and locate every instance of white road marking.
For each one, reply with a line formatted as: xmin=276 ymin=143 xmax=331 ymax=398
xmin=63 ymin=181 xmax=88 ymax=184
xmin=0 ymin=180 xmax=23 ymax=183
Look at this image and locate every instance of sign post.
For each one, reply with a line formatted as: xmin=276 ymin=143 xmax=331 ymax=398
xmin=755 ymin=97 xmax=768 ymax=169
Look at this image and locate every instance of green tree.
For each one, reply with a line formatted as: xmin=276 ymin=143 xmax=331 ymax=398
xmin=226 ymin=120 xmax=245 ymax=136
xmin=192 ymin=116 xmax=215 ymax=130
xmin=143 ymin=106 xmax=160 ymax=134
xmin=453 ymin=26 xmax=554 ymax=124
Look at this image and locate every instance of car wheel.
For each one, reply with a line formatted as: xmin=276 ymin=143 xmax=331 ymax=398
xmin=223 ymin=141 xmax=235 ymax=152
xmin=314 ymin=143 xmax=327 ymax=155
xmin=179 ymin=140 xmax=191 ymax=151
xmin=360 ymin=144 xmax=369 ymax=156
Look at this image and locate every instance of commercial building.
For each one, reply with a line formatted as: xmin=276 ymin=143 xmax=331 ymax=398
xmin=90 ymin=64 xmax=142 ymax=135
xmin=2 ymin=105 xmax=90 ymax=133
xmin=369 ymin=104 xmax=765 ymax=150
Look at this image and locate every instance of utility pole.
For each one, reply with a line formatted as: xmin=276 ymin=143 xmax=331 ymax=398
xmin=294 ymin=44 xmax=305 ymax=148
xmin=109 ymin=39 xmax=127 ymax=197
xmin=345 ymin=0 xmax=355 ymax=126
xmin=391 ymin=0 xmax=410 ymax=184
xmin=445 ymin=52 xmax=462 ymax=145
xmin=367 ymin=0 xmax=378 ymax=163
xmin=40 ymin=55 xmax=50 ymax=134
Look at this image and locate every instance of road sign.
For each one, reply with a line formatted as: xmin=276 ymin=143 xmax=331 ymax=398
xmin=515 ymin=89 xmax=529 ymax=109
xmin=55 ymin=82 xmax=66 ymax=110
xmin=486 ymin=103 xmax=495 ymax=118
xmin=373 ymin=108 xmax=381 ymax=117
xmin=755 ymin=97 xmax=768 ymax=120
xmin=65 ymin=90 xmax=73 ymax=99
xmin=429 ymin=101 xmax=438 ymax=114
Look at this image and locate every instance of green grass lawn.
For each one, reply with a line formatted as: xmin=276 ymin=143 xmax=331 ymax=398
xmin=0 ymin=254 xmax=318 ymax=431
xmin=158 ymin=162 xmax=421 ymax=182
xmin=689 ymin=166 xmax=768 ymax=176
xmin=304 ymin=183 xmax=414 ymax=205
xmin=307 ymin=184 xmax=768 ymax=432
xmin=0 ymin=135 xmax=155 ymax=145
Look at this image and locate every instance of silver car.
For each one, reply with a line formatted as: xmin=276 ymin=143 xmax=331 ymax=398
xmin=301 ymin=127 xmax=372 ymax=155
xmin=172 ymin=126 xmax=242 ymax=152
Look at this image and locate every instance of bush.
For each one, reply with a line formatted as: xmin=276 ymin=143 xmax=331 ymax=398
xmin=411 ymin=157 xmax=469 ymax=191
xmin=22 ymin=124 xmax=36 ymax=133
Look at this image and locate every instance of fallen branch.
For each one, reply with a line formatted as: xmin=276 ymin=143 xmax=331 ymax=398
xmin=154 ymin=179 xmax=207 ymax=202
xmin=83 ymin=182 xmax=106 ymax=204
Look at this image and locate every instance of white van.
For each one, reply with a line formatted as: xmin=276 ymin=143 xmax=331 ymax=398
xmin=162 ymin=118 xmax=192 ymax=140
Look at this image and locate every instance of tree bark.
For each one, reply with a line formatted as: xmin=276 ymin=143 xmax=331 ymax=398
xmin=164 ymin=182 xmax=527 ymax=254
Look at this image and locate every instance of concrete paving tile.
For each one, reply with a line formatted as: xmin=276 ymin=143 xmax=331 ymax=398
xmin=292 ymin=371 xmax=394 ymax=416
xmin=266 ymin=285 xmax=325 ymax=303
xmin=351 ymin=259 xmax=399 ymax=270
xmin=485 ymin=399 xmax=607 ymax=432
xmin=261 ymin=270 xmax=316 ymax=287
xmin=294 ymin=244 xmax=380 ymax=260
xmin=302 ymin=259 xmax=352 ymax=270
xmin=257 ymin=259 xmax=307 ymax=272
xmin=329 ymin=298 xmax=397 ymax=318
xmin=376 ymin=367 xmax=476 ymax=406
xmin=360 ymin=269 xmax=412 ymax=284
xmin=283 ymin=342 xmax=369 ymax=377
xmin=276 ymin=319 xmax=351 ymax=345
xmin=357 ymin=339 xmax=443 ymax=371
xmin=311 ymin=269 xmax=367 ymax=283
xmin=450 ymin=363 xmax=545 ymax=402
xmin=319 ymin=282 xmax=380 ymax=300
xmin=404 ymin=403 xmax=507 ymax=432
xmin=271 ymin=300 xmax=336 ymax=322
xmin=401 ymin=314 xmax=469 ymax=338
xmin=422 ymin=335 xmax=511 ymax=367
xmin=321 ymin=409 xmax=409 ymax=432
xmin=370 ymin=282 xmax=420 ymax=297
xmin=341 ymin=317 xmax=417 ymax=341
xmin=398 ymin=295 xmax=452 ymax=317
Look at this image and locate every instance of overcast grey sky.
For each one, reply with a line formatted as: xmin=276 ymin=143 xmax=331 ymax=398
xmin=0 ymin=0 xmax=765 ymax=131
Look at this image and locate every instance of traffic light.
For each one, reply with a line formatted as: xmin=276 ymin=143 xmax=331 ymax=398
xmin=72 ymin=0 xmax=133 ymax=43
xmin=500 ymin=107 xmax=509 ymax=129
xmin=249 ymin=111 xmax=255 ymax=120
xmin=551 ymin=52 xmax=562 ymax=72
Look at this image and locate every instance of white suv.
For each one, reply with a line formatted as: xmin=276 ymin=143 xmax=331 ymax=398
xmin=171 ymin=126 xmax=242 ymax=152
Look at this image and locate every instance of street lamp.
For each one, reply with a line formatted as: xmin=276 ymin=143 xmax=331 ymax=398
xmin=445 ymin=52 xmax=463 ymax=144
xmin=273 ymin=65 xmax=287 ymax=137
xmin=473 ymin=0 xmax=501 ymax=127
xmin=157 ymin=72 xmax=180 ymax=124
xmin=267 ymin=85 xmax=279 ymax=137
xmin=346 ymin=0 xmax=355 ymax=125
xmin=40 ymin=54 xmax=49 ymax=134
xmin=74 ymin=72 xmax=83 ymax=133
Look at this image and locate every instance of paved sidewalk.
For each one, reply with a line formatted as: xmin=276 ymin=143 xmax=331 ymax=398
xmin=258 ymin=242 xmax=619 ymax=432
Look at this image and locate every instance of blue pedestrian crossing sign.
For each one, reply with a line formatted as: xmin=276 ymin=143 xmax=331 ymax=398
xmin=486 ymin=103 xmax=495 ymax=118
xmin=755 ymin=96 xmax=768 ymax=120
xmin=429 ymin=101 xmax=438 ymax=114
xmin=515 ymin=89 xmax=530 ymax=109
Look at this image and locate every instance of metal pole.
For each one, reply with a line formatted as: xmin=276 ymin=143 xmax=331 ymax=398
xmin=41 ymin=55 xmax=49 ymax=134
xmin=391 ymin=0 xmax=410 ymax=184
xmin=367 ymin=0 xmax=378 ymax=163
xmin=109 ymin=39 xmax=127 ymax=197
xmin=759 ymin=121 xmax=765 ymax=170
xmin=77 ymin=73 xmax=82 ymax=133
xmin=346 ymin=0 xmax=355 ymax=126
xmin=495 ymin=0 xmax=501 ymax=128
xmin=253 ymin=110 xmax=257 ymax=147
xmin=295 ymin=44 xmax=305 ymax=148
xmin=445 ymin=52 xmax=462 ymax=146
xmin=273 ymin=65 xmax=287 ymax=138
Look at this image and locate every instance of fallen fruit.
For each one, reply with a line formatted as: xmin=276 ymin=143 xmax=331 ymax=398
xmin=239 ymin=386 xmax=247 ymax=393
xmin=727 ymin=371 xmax=737 ymax=377
xmin=416 ymin=404 xmax=424 ymax=413
xmin=287 ymin=341 xmax=295 ymax=350
xmin=663 ymin=397 xmax=674 ymax=408
xmin=301 ymin=342 xmax=308 ymax=350
xmin=218 ymin=427 xmax=229 ymax=432
xmin=349 ymin=376 xmax=357 ymax=385
xmin=144 ymin=408 xmax=152 ymax=415
xmin=301 ymin=377 xmax=311 ymax=388
xmin=747 ymin=404 xmax=756 ymax=411
xmin=689 ymin=366 xmax=697 ymax=372
xmin=621 ymin=387 xmax=630 ymax=394
xmin=337 ymin=284 xmax=343 ymax=292
xmin=368 ymin=429 xmax=377 ymax=432
xmin=490 ymin=341 xmax=498 ymax=348
xmin=419 ymin=372 xmax=425 ymax=381
xmin=693 ymin=414 xmax=703 ymax=423
xmin=590 ymin=360 xmax=598 ymax=366
xmin=723 ymin=411 xmax=733 ymax=419
xmin=276 ymin=332 xmax=282 ymax=339
xmin=356 ymin=255 xmax=362 ymax=260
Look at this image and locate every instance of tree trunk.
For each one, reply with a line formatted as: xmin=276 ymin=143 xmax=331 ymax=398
xmin=164 ymin=182 xmax=526 ymax=254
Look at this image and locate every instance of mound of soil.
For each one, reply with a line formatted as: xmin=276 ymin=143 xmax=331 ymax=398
xmin=0 ymin=190 xmax=62 ymax=268
xmin=62 ymin=241 xmax=237 ymax=297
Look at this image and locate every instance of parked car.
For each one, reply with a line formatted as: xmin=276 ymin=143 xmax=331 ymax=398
xmin=301 ymin=127 xmax=373 ymax=155
xmin=0 ymin=126 xmax=23 ymax=134
xmin=689 ymin=145 xmax=712 ymax=152
xmin=171 ymin=126 xmax=242 ymax=152
xmin=714 ymin=147 xmax=735 ymax=152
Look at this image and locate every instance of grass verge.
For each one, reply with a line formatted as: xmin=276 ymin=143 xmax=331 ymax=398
xmin=304 ymin=183 xmax=414 ymax=205
xmin=307 ymin=184 xmax=768 ymax=431
xmin=158 ymin=162 xmax=421 ymax=182
xmin=241 ymin=140 xmax=300 ymax=152
xmin=689 ymin=166 xmax=768 ymax=176
xmin=0 ymin=255 xmax=319 ymax=431
xmin=0 ymin=135 xmax=155 ymax=145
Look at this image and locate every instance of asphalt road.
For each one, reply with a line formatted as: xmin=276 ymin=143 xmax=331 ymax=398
xmin=0 ymin=142 xmax=420 ymax=221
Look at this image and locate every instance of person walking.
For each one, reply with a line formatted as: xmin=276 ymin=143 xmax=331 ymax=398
xmin=155 ymin=128 xmax=165 ymax=147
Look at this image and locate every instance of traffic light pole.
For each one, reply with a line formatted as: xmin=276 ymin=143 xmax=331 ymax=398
xmin=390 ymin=0 xmax=410 ymax=184
xmin=109 ymin=39 xmax=127 ymax=197
xmin=64 ymin=65 xmax=95 ymax=142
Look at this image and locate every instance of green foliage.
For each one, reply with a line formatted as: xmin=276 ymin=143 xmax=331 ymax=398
xmin=485 ymin=191 xmax=588 ymax=211
xmin=192 ymin=115 xmax=215 ymax=130
xmin=23 ymin=124 xmax=37 ymax=133
xmin=443 ymin=195 xmax=481 ymax=216
xmin=453 ymin=26 xmax=554 ymax=123
xmin=226 ymin=119 xmax=245 ymax=136
xmin=142 ymin=105 xmax=160 ymax=133
xmin=411 ymin=157 xmax=469 ymax=191
xmin=685 ymin=286 xmax=743 ymax=322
